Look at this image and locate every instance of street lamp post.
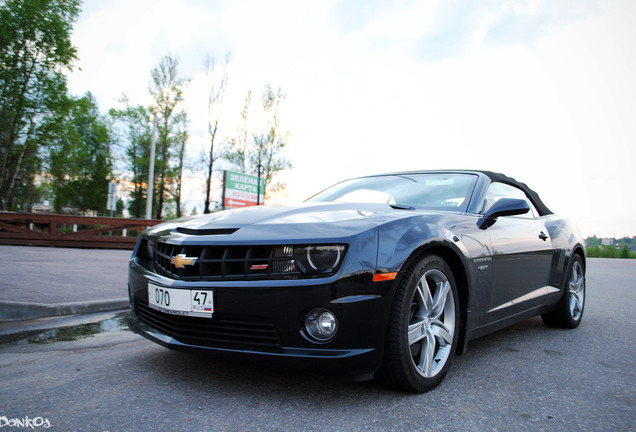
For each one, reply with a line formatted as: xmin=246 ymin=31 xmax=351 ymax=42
xmin=145 ymin=96 xmax=184 ymax=220
xmin=145 ymin=114 xmax=158 ymax=220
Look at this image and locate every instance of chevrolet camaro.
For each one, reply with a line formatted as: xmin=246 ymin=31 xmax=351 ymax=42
xmin=127 ymin=170 xmax=586 ymax=392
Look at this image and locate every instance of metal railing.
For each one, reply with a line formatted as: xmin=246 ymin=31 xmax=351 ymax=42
xmin=0 ymin=212 xmax=162 ymax=249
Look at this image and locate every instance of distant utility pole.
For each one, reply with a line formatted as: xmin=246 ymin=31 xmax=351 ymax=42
xmin=145 ymin=114 xmax=158 ymax=220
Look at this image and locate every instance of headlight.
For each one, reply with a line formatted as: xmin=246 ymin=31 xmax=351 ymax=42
xmin=294 ymin=245 xmax=345 ymax=274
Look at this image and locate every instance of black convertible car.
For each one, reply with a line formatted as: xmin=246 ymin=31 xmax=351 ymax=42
xmin=127 ymin=170 xmax=585 ymax=392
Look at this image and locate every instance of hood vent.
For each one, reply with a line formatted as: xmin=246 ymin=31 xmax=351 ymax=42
xmin=176 ymin=227 xmax=238 ymax=236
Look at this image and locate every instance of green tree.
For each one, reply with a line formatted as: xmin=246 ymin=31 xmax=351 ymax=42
xmin=148 ymin=54 xmax=189 ymax=219
xmin=173 ymin=111 xmax=189 ymax=218
xmin=225 ymin=90 xmax=251 ymax=174
xmin=109 ymin=98 xmax=152 ymax=218
xmin=0 ymin=0 xmax=81 ymax=210
xmin=253 ymin=85 xmax=291 ymax=197
xmin=585 ymin=236 xmax=601 ymax=247
xmin=48 ymin=92 xmax=112 ymax=214
xmin=225 ymin=85 xmax=291 ymax=201
xmin=202 ymin=53 xmax=230 ymax=214
xmin=586 ymin=245 xmax=600 ymax=258
xmin=600 ymin=245 xmax=616 ymax=258
xmin=618 ymin=244 xmax=631 ymax=259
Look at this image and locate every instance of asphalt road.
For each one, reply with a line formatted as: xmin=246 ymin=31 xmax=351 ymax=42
xmin=0 ymin=258 xmax=634 ymax=432
xmin=0 ymin=245 xmax=130 ymax=304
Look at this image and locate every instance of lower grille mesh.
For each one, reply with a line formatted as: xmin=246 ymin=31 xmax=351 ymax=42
xmin=136 ymin=302 xmax=281 ymax=349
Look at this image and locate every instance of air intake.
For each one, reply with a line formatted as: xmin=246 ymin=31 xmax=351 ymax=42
xmin=176 ymin=227 xmax=238 ymax=236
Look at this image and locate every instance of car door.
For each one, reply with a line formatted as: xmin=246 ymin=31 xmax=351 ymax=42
xmin=483 ymin=182 xmax=554 ymax=323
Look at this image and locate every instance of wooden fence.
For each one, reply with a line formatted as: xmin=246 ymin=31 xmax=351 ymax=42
xmin=0 ymin=212 xmax=162 ymax=249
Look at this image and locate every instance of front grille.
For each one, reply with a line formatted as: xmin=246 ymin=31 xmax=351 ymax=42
xmin=147 ymin=242 xmax=301 ymax=281
xmin=136 ymin=301 xmax=281 ymax=349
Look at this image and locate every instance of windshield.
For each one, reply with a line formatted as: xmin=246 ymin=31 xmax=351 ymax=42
xmin=307 ymin=173 xmax=478 ymax=212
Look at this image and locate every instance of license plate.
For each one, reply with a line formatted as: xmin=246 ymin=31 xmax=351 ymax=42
xmin=147 ymin=283 xmax=214 ymax=318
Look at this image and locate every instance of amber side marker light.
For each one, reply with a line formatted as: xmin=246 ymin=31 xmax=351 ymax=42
xmin=373 ymin=272 xmax=397 ymax=282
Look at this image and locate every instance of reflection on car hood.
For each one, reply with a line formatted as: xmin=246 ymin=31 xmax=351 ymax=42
xmin=150 ymin=203 xmax=388 ymax=228
xmin=144 ymin=202 xmax=421 ymax=241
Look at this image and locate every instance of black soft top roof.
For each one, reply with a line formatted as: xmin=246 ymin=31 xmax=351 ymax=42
xmin=479 ymin=170 xmax=553 ymax=216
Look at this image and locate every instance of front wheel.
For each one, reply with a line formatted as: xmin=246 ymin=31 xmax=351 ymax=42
xmin=379 ymin=254 xmax=459 ymax=392
xmin=542 ymin=254 xmax=585 ymax=329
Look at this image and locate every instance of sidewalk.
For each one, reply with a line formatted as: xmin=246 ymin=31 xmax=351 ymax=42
xmin=0 ymin=245 xmax=132 ymax=328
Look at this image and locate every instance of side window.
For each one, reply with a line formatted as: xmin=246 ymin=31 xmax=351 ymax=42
xmin=482 ymin=182 xmax=539 ymax=218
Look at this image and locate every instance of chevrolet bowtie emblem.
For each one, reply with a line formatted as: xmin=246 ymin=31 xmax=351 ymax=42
xmin=171 ymin=254 xmax=198 ymax=269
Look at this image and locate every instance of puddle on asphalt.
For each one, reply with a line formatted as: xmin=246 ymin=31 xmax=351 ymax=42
xmin=14 ymin=313 xmax=129 ymax=345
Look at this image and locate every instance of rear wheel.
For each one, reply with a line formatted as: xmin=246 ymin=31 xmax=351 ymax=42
xmin=542 ymin=254 xmax=585 ymax=329
xmin=379 ymin=254 xmax=459 ymax=392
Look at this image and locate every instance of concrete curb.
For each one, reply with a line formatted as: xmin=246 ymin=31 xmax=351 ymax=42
xmin=0 ymin=298 xmax=130 ymax=321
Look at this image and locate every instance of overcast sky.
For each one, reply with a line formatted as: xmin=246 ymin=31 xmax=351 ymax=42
xmin=66 ymin=0 xmax=636 ymax=237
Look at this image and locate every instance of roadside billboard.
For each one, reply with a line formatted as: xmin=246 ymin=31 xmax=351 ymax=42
xmin=223 ymin=170 xmax=265 ymax=208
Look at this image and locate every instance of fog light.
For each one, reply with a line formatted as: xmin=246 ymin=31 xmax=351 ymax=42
xmin=305 ymin=308 xmax=338 ymax=342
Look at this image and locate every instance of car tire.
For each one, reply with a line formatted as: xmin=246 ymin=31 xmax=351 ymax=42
xmin=379 ymin=254 xmax=459 ymax=392
xmin=541 ymin=254 xmax=585 ymax=329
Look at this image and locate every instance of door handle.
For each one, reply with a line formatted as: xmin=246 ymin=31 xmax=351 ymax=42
xmin=539 ymin=231 xmax=549 ymax=241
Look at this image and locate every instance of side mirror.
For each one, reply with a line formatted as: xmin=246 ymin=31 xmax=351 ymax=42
xmin=478 ymin=198 xmax=530 ymax=229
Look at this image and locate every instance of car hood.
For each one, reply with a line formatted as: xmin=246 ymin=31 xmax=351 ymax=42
xmin=144 ymin=202 xmax=420 ymax=243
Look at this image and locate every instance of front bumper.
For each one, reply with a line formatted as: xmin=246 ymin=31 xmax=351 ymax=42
xmin=127 ymin=259 xmax=394 ymax=378
xmin=127 ymin=313 xmax=378 ymax=379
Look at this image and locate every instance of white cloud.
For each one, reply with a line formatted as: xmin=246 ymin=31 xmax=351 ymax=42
xmin=67 ymin=0 xmax=636 ymax=236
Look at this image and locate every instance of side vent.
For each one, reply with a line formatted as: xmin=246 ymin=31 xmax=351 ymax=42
xmin=550 ymin=250 xmax=567 ymax=287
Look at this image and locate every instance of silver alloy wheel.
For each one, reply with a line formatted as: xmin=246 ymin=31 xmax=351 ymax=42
xmin=568 ymin=260 xmax=585 ymax=321
xmin=408 ymin=268 xmax=456 ymax=378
